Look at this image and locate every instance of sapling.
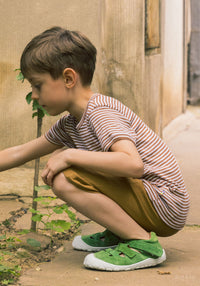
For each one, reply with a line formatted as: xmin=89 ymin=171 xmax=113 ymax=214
xmin=16 ymin=69 xmax=48 ymax=231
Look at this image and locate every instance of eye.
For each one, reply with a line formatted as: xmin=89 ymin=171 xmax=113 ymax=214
xmin=31 ymin=83 xmax=41 ymax=91
xmin=35 ymin=84 xmax=41 ymax=90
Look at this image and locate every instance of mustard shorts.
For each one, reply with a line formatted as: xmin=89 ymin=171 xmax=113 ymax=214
xmin=63 ymin=167 xmax=178 ymax=237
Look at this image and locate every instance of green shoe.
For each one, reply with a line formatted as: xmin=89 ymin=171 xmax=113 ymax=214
xmin=84 ymin=232 xmax=166 ymax=271
xmin=72 ymin=229 xmax=122 ymax=252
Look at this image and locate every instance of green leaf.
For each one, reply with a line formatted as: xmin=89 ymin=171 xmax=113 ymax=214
xmin=41 ymin=201 xmax=51 ymax=206
xmin=32 ymin=100 xmax=40 ymax=111
xmin=17 ymin=229 xmax=30 ymax=235
xmin=2 ymin=279 xmax=12 ymax=285
xmin=34 ymin=185 xmax=51 ymax=192
xmin=26 ymin=92 xmax=33 ymax=104
xmin=2 ymin=251 xmax=12 ymax=256
xmin=38 ymin=105 xmax=49 ymax=116
xmin=29 ymin=208 xmax=40 ymax=214
xmin=33 ymin=196 xmax=56 ymax=207
xmin=41 ymin=185 xmax=51 ymax=190
xmin=15 ymin=69 xmax=24 ymax=82
xmin=53 ymin=206 xmax=64 ymax=214
xmin=0 ymin=264 xmax=8 ymax=271
xmin=63 ymin=205 xmax=76 ymax=221
xmin=37 ymin=109 xmax=45 ymax=119
xmin=6 ymin=237 xmax=16 ymax=243
xmin=52 ymin=220 xmax=71 ymax=230
xmin=31 ymin=214 xmax=43 ymax=222
xmin=33 ymin=196 xmax=53 ymax=202
xmin=33 ymin=197 xmax=46 ymax=202
xmin=45 ymin=220 xmax=71 ymax=232
xmin=34 ymin=186 xmax=41 ymax=192
xmin=32 ymin=112 xmax=38 ymax=118
xmin=47 ymin=196 xmax=56 ymax=201
xmin=26 ymin=238 xmax=41 ymax=248
xmin=0 ymin=264 xmax=21 ymax=275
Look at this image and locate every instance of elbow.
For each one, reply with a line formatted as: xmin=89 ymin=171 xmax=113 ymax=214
xmin=137 ymin=162 xmax=144 ymax=178
xmin=129 ymin=161 xmax=144 ymax=178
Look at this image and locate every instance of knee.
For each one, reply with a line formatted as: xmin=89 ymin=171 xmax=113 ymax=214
xmin=52 ymin=172 xmax=74 ymax=199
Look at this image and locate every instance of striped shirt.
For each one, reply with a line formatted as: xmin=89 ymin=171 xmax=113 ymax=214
xmin=45 ymin=93 xmax=190 ymax=230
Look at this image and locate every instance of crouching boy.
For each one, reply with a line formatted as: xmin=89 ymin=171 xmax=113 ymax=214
xmin=0 ymin=27 xmax=190 ymax=271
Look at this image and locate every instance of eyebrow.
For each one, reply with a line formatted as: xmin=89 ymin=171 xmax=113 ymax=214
xmin=29 ymin=76 xmax=41 ymax=83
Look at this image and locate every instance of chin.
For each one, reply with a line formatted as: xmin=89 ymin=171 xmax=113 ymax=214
xmin=49 ymin=112 xmax=59 ymax=116
xmin=49 ymin=111 xmax=63 ymax=116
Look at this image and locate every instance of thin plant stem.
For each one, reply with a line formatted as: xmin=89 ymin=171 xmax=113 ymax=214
xmin=30 ymin=114 xmax=42 ymax=231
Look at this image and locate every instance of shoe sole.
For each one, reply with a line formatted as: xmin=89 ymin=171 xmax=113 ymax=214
xmin=72 ymin=235 xmax=118 ymax=252
xmin=84 ymin=249 xmax=166 ymax=271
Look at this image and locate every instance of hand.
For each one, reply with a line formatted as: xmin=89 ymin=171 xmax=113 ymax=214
xmin=41 ymin=149 xmax=71 ymax=186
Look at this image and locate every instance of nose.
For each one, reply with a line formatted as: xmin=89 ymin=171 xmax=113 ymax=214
xmin=31 ymin=90 xmax=39 ymax=100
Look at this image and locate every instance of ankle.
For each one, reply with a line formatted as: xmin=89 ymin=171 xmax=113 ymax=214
xmin=122 ymin=231 xmax=150 ymax=241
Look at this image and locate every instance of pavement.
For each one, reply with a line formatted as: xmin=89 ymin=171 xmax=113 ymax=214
xmin=0 ymin=105 xmax=200 ymax=286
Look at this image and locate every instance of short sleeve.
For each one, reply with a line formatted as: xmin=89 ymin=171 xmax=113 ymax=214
xmin=88 ymin=107 xmax=137 ymax=151
xmin=45 ymin=116 xmax=75 ymax=148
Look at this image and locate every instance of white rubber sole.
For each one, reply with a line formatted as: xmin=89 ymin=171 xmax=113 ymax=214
xmin=72 ymin=235 xmax=118 ymax=252
xmin=84 ymin=249 xmax=166 ymax=271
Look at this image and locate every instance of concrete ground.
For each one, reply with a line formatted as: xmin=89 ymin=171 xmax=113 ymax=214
xmin=0 ymin=105 xmax=200 ymax=286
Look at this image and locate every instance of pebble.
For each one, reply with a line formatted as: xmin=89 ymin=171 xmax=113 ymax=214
xmin=56 ymin=246 xmax=64 ymax=253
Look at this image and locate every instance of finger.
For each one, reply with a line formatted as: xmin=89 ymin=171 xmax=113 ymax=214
xmin=41 ymin=166 xmax=49 ymax=179
xmin=46 ymin=170 xmax=54 ymax=187
xmin=41 ymin=175 xmax=48 ymax=185
xmin=41 ymin=166 xmax=51 ymax=183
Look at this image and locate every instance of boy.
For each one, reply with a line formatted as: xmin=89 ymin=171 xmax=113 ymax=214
xmin=0 ymin=27 xmax=190 ymax=271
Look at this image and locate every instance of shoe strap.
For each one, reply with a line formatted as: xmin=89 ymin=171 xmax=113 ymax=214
xmin=127 ymin=239 xmax=163 ymax=258
xmin=116 ymin=243 xmax=137 ymax=258
xmin=91 ymin=229 xmax=120 ymax=243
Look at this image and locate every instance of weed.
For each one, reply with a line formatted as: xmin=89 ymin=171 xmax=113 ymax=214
xmin=29 ymin=185 xmax=79 ymax=233
xmin=0 ymin=235 xmax=22 ymax=285
xmin=0 ymin=264 xmax=21 ymax=285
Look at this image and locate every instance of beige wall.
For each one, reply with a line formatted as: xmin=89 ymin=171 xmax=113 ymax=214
xmin=161 ymin=0 xmax=185 ymax=127
xmin=0 ymin=0 xmax=102 ymax=150
xmin=0 ymin=0 xmax=189 ymax=156
xmin=144 ymin=54 xmax=162 ymax=133
xmin=98 ymin=0 xmax=145 ymax=118
xmin=144 ymin=0 xmax=189 ymax=131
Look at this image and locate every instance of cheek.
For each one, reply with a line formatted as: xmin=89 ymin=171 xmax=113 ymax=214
xmin=54 ymin=87 xmax=67 ymax=100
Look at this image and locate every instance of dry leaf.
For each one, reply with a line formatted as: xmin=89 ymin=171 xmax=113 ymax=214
xmin=157 ymin=270 xmax=171 ymax=275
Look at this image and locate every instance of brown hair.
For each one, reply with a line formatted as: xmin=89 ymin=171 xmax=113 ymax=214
xmin=20 ymin=27 xmax=97 ymax=86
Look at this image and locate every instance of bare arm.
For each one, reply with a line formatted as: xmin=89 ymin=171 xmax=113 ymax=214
xmin=42 ymin=139 xmax=144 ymax=186
xmin=0 ymin=135 xmax=61 ymax=172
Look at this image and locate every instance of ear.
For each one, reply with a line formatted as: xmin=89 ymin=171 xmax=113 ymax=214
xmin=63 ymin=68 xmax=77 ymax=88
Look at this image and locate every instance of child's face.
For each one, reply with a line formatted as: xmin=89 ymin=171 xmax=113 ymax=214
xmin=29 ymin=73 xmax=71 ymax=116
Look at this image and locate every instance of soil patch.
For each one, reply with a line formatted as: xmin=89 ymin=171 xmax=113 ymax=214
xmin=0 ymin=204 xmax=82 ymax=285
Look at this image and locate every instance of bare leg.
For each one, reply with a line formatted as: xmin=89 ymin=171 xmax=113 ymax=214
xmin=53 ymin=173 xmax=150 ymax=240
